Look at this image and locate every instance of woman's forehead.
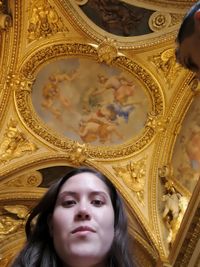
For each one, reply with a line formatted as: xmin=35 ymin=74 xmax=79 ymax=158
xmin=59 ymin=172 xmax=110 ymax=193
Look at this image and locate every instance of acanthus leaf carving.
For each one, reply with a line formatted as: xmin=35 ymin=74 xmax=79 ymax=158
xmin=0 ymin=119 xmax=38 ymax=163
xmin=112 ymin=158 xmax=146 ymax=204
xmin=27 ymin=1 xmax=69 ymax=42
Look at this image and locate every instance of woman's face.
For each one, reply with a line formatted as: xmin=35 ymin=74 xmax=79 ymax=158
xmin=49 ymin=172 xmax=115 ymax=267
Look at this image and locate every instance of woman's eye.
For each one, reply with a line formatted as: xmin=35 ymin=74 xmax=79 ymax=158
xmin=92 ymin=199 xmax=104 ymax=207
xmin=62 ymin=200 xmax=76 ymax=207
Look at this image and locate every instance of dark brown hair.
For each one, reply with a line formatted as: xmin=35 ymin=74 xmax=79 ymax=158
xmin=11 ymin=167 xmax=135 ymax=267
xmin=176 ymin=1 xmax=200 ymax=44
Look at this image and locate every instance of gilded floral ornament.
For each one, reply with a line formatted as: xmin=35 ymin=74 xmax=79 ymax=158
xmin=146 ymin=112 xmax=168 ymax=133
xmin=67 ymin=143 xmax=88 ymax=166
xmin=27 ymin=1 xmax=68 ymax=42
xmin=149 ymin=11 xmax=171 ymax=32
xmin=112 ymin=158 xmax=146 ymax=204
xmin=97 ymin=38 xmax=118 ymax=64
xmin=0 ymin=119 xmax=38 ymax=163
xmin=7 ymin=73 xmax=34 ymax=92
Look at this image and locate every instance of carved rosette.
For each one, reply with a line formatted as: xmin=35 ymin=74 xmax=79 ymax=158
xmin=149 ymin=12 xmax=171 ymax=32
xmin=14 ymin=43 xmax=164 ymax=159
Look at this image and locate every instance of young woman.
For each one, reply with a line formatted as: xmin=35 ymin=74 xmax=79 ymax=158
xmin=11 ymin=167 xmax=135 ymax=267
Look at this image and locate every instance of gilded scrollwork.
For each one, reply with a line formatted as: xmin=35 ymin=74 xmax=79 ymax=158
xmin=3 ymin=171 xmax=43 ymax=188
xmin=189 ymin=77 xmax=200 ymax=94
xmin=0 ymin=205 xmax=29 ymax=240
xmin=27 ymin=1 xmax=68 ymax=42
xmin=0 ymin=119 xmax=38 ymax=163
xmin=97 ymin=38 xmax=118 ymax=64
xmin=112 ymin=158 xmax=146 ymax=204
xmin=149 ymin=48 xmax=182 ymax=88
xmin=0 ymin=13 xmax=11 ymax=31
xmin=0 ymin=0 xmax=11 ymax=31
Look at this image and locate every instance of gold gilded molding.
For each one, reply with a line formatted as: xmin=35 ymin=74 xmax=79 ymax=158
xmin=27 ymin=1 xmax=69 ymax=42
xmin=14 ymin=43 xmax=164 ymax=159
xmin=75 ymin=0 xmax=88 ymax=5
xmin=0 ymin=119 xmax=38 ymax=164
xmin=60 ymin=0 xmax=177 ymax=50
xmin=21 ymin=43 xmax=98 ymax=77
xmin=174 ymin=205 xmax=200 ymax=267
xmin=112 ymin=157 xmax=146 ymax=204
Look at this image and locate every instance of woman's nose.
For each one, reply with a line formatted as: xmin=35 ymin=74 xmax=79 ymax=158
xmin=75 ymin=203 xmax=91 ymax=220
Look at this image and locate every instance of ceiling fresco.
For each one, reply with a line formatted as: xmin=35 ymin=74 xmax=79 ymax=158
xmin=80 ymin=0 xmax=154 ymax=36
xmin=32 ymin=57 xmax=150 ymax=145
xmin=172 ymin=95 xmax=200 ymax=193
xmin=0 ymin=0 xmax=200 ymax=267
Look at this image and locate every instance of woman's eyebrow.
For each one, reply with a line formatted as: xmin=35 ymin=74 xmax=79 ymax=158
xmin=57 ymin=191 xmax=77 ymax=199
xmin=90 ymin=191 xmax=109 ymax=197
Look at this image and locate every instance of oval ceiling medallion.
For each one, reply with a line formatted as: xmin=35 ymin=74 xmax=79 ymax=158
xmin=15 ymin=43 xmax=163 ymax=158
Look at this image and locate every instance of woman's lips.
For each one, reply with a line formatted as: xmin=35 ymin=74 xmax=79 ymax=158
xmin=71 ymin=226 xmax=96 ymax=234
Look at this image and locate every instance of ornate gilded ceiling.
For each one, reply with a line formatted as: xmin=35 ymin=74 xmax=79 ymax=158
xmin=0 ymin=0 xmax=200 ymax=266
